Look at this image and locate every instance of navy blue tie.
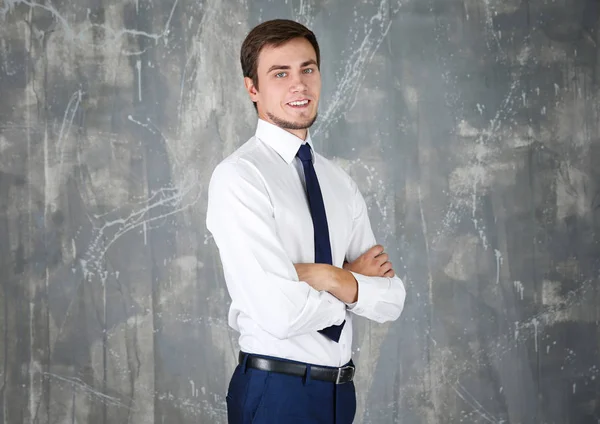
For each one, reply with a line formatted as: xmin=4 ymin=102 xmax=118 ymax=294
xmin=297 ymin=143 xmax=345 ymax=343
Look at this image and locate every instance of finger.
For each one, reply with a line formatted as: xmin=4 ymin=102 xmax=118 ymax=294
xmin=369 ymin=244 xmax=385 ymax=257
xmin=383 ymin=268 xmax=395 ymax=278
xmin=376 ymin=253 xmax=389 ymax=265
xmin=380 ymin=261 xmax=392 ymax=275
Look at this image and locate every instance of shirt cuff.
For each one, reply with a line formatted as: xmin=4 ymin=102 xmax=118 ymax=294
xmin=345 ymin=271 xmax=376 ymax=314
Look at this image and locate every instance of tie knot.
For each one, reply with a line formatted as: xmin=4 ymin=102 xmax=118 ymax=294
xmin=296 ymin=143 xmax=312 ymax=162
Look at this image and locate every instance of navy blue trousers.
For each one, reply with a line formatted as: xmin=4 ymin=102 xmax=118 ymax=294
xmin=226 ymin=353 xmax=356 ymax=423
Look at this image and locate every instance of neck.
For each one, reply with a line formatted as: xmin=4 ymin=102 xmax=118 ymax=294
xmin=286 ymin=128 xmax=308 ymax=140
xmin=258 ymin=114 xmax=309 ymax=141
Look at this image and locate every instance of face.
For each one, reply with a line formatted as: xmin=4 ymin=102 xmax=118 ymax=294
xmin=244 ymin=37 xmax=321 ymax=140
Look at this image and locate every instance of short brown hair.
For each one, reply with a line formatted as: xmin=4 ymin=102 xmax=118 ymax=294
xmin=240 ymin=19 xmax=321 ymax=111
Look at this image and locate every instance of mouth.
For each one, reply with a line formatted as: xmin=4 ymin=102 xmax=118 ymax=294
xmin=286 ymin=99 xmax=311 ymax=109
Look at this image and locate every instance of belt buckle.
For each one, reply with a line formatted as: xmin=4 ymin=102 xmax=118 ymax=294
xmin=335 ymin=365 xmax=355 ymax=384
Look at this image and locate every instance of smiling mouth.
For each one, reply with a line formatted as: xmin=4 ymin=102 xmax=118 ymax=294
xmin=287 ymin=99 xmax=310 ymax=108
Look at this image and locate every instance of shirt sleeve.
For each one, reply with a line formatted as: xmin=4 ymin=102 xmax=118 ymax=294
xmin=344 ymin=175 xmax=406 ymax=323
xmin=206 ymin=160 xmax=346 ymax=340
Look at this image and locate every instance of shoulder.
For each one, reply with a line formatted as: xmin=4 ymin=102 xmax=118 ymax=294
xmin=219 ymin=136 xmax=262 ymax=166
xmin=209 ymin=137 xmax=268 ymax=192
xmin=314 ymin=152 xmax=359 ymax=192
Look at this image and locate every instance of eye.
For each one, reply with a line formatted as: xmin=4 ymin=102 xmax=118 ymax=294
xmin=275 ymin=72 xmax=287 ymax=78
xmin=303 ymin=68 xmax=314 ymax=74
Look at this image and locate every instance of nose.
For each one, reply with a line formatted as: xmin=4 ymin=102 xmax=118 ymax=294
xmin=289 ymin=72 xmax=308 ymax=93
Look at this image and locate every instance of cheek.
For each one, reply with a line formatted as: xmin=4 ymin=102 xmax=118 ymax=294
xmin=272 ymin=88 xmax=288 ymax=108
xmin=308 ymin=81 xmax=321 ymax=99
xmin=262 ymin=84 xmax=285 ymax=105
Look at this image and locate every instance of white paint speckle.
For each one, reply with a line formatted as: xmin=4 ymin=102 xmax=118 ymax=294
xmin=494 ymin=249 xmax=503 ymax=284
xmin=136 ymin=59 xmax=142 ymax=101
xmin=532 ymin=318 xmax=539 ymax=352
xmin=513 ymin=281 xmax=524 ymax=300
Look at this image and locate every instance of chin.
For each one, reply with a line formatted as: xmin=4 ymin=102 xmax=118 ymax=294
xmin=268 ymin=110 xmax=318 ymax=130
xmin=288 ymin=116 xmax=316 ymax=127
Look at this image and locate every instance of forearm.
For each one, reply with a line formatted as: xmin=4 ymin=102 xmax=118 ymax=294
xmin=294 ymin=263 xmax=358 ymax=304
xmin=328 ymin=267 xmax=358 ymax=304
xmin=295 ymin=261 xmax=405 ymax=321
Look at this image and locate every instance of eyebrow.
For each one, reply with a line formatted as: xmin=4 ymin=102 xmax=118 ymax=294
xmin=267 ymin=60 xmax=318 ymax=74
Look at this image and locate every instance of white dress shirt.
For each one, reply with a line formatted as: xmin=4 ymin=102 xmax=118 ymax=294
xmin=206 ymin=119 xmax=406 ymax=367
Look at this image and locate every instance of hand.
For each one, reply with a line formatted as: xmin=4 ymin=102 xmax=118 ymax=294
xmin=343 ymin=245 xmax=395 ymax=278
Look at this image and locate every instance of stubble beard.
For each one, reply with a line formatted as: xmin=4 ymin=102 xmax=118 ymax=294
xmin=267 ymin=111 xmax=318 ymax=131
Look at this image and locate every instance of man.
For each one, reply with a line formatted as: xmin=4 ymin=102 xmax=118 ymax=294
xmin=206 ymin=19 xmax=406 ymax=424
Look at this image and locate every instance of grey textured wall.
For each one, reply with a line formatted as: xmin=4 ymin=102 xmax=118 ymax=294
xmin=1 ymin=0 xmax=599 ymax=423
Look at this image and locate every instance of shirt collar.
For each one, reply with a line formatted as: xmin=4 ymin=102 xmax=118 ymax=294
xmin=255 ymin=119 xmax=316 ymax=164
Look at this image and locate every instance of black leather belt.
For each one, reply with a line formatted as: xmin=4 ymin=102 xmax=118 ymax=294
xmin=239 ymin=352 xmax=355 ymax=385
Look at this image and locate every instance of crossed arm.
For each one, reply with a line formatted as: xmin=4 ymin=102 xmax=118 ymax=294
xmin=207 ymin=161 xmax=405 ymax=339
xmin=294 ymin=244 xmax=395 ymax=304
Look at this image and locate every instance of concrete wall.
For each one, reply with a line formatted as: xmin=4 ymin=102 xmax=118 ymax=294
xmin=1 ymin=0 xmax=599 ymax=422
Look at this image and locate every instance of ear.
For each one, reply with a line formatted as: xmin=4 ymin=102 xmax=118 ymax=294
xmin=244 ymin=77 xmax=259 ymax=102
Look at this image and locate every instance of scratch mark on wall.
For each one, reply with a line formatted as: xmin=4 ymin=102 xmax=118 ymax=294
xmin=43 ymin=372 xmax=137 ymax=411
xmin=315 ymin=0 xmax=404 ymax=137
xmin=453 ymin=382 xmax=500 ymax=424
xmin=1 ymin=0 xmax=179 ymax=51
